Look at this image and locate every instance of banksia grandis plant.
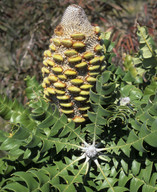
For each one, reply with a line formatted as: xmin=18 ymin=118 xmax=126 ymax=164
xmin=42 ymin=4 xmax=105 ymax=123
xmin=1 ymin=3 xmax=157 ymax=190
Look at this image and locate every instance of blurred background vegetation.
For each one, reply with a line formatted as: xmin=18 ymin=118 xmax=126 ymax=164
xmin=0 ymin=0 xmax=156 ymax=132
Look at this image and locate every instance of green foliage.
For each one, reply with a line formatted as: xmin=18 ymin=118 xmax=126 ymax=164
xmin=0 ymin=26 xmax=157 ymax=192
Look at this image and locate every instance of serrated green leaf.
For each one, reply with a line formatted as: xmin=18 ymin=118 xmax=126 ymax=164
xmin=121 ymin=159 xmax=128 ymax=174
xmin=133 ymin=57 xmax=142 ymax=65
xmin=130 ymin=177 xmax=143 ymax=192
xmin=88 ymin=111 xmax=106 ymax=125
xmin=3 ymin=182 xmax=29 ymax=192
xmin=118 ymin=170 xmax=132 ymax=187
xmin=131 ymin=160 xmax=141 ymax=176
xmin=137 ymin=26 xmax=148 ymax=43
xmin=13 ymin=172 xmax=38 ymax=191
xmin=0 ymin=137 xmax=23 ymax=151
xmin=108 ymin=186 xmax=128 ymax=192
xmin=142 ymin=184 xmax=156 ymax=192
xmin=29 ymin=169 xmax=49 ymax=186
xmin=140 ymin=45 xmax=152 ymax=58
xmin=25 ymin=134 xmax=41 ymax=148
xmin=122 ymin=71 xmax=135 ymax=82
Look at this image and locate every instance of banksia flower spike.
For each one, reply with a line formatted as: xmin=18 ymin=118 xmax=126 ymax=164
xmin=42 ymin=4 xmax=105 ymax=123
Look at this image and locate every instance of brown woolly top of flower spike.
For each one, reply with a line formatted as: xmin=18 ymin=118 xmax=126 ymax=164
xmin=58 ymin=4 xmax=93 ymax=35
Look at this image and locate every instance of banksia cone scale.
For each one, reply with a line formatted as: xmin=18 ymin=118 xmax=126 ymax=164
xmin=42 ymin=4 xmax=105 ymax=123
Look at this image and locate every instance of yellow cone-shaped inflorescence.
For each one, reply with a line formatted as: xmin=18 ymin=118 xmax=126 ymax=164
xmin=42 ymin=4 xmax=105 ymax=123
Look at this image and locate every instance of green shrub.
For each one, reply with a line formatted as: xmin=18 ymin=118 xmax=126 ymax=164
xmin=0 ymin=25 xmax=157 ymax=192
